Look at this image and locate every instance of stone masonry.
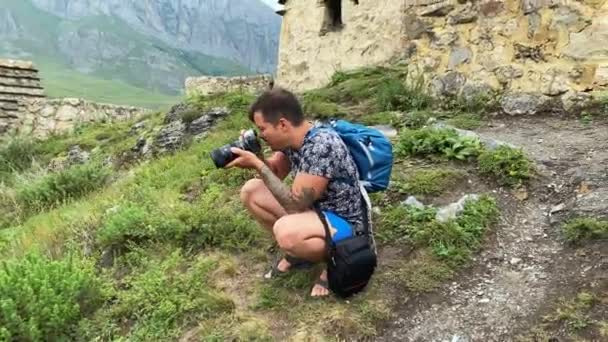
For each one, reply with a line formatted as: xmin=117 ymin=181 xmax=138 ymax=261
xmin=185 ymin=74 xmax=274 ymax=96
xmin=0 ymin=58 xmax=148 ymax=137
xmin=274 ymin=0 xmax=608 ymax=110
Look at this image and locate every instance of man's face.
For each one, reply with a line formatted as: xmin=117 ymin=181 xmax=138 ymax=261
xmin=253 ymin=111 xmax=290 ymax=151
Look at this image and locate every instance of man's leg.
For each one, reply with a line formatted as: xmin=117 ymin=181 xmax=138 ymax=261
xmin=240 ymin=178 xmax=287 ymax=231
xmin=273 ymin=212 xmax=330 ymax=297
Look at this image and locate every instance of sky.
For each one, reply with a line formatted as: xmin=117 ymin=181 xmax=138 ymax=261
xmin=260 ymin=0 xmax=281 ymax=10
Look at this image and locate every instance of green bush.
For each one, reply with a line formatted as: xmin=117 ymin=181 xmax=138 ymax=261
xmin=376 ymin=76 xmax=431 ymax=112
xmin=478 ymin=146 xmax=532 ymax=186
xmin=15 ymin=163 xmax=112 ymax=212
xmin=0 ymin=136 xmax=38 ymax=182
xmin=394 ymin=169 xmax=465 ymax=196
xmin=88 ymin=251 xmax=234 ymax=341
xmin=0 ymin=252 xmax=104 ymax=341
xmin=97 ymin=201 xmax=190 ymax=247
xmin=562 ymin=218 xmax=608 ymax=243
xmin=396 ymin=127 xmax=482 ymax=160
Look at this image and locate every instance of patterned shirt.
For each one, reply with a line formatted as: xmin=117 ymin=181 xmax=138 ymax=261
xmin=283 ymin=126 xmax=364 ymax=228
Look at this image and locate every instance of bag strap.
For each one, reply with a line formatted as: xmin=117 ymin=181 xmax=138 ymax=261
xmin=314 ymin=206 xmax=336 ymax=264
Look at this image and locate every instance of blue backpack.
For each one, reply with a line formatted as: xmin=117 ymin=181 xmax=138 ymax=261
xmin=314 ymin=119 xmax=394 ymax=193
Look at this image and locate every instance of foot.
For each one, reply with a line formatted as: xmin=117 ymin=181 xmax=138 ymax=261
xmin=264 ymin=257 xmax=292 ymax=279
xmin=310 ymin=269 xmax=330 ymax=297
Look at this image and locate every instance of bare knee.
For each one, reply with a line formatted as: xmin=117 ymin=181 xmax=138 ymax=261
xmin=240 ymin=178 xmax=264 ymax=205
xmin=273 ymin=217 xmax=298 ymax=251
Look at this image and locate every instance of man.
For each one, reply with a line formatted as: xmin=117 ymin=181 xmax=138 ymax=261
xmin=227 ymin=87 xmax=364 ymax=297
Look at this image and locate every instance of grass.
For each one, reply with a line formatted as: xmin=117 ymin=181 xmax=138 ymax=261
xmin=393 ymin=168 xmax=465 ymax=196
xmin=562 ymin=218 xmax=608 ymax=243
xmin=518 ymin=290 xmax=606 ymax=341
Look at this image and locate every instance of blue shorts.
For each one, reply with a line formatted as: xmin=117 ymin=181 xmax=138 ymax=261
xmin=322 ymin=211 xmax=354 ymax=242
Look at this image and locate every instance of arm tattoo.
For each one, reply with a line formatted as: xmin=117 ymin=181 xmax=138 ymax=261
xmin=259 ymin=165 xmax=316 ymax=213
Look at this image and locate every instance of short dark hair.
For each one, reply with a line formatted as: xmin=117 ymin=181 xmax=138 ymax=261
xmin=248 ymin=87 xmax=304 ymax=126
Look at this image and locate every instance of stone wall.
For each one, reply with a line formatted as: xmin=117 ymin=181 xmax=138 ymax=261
xmin=276 ymin=0 xmax=406 ymax=92
xmin=18 ymin=98 xmax=148 ymax=138
xmin=275 ymin=0 xmax=608 ymax=108
xmin=0 ymin=59 xmax=46 ymax=133
xmin=184 ymin=74 xmax=273 ymax=96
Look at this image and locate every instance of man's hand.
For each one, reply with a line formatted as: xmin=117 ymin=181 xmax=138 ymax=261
xmin=226 ymin=147 xmax=265 ymax=170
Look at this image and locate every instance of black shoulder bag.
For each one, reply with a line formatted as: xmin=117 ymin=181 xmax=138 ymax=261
xmin=316 ymin=198 xmax=377 ymax=298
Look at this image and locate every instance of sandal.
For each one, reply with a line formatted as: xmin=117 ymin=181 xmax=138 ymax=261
xmin=263 ymin=253 xmax=314 ymax=279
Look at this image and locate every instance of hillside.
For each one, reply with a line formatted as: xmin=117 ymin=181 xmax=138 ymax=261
xmin=0 ymin=67 xmax=606 ymax=341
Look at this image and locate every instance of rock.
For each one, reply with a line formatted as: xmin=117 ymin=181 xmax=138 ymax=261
xmin=500 ymin=92 xmax=555 ymax=116
xmin=433 ymin=122 xmax=515 ymax=150
xmin=131 ymin=136 xmax=152 ymax=158
xmin=480 ymin=1 xmax=504 ymax=17
xmin=478 ymin=298 xmax=490 ymax=304
xmin=67 ymin=145 xmax=90 ymax=165
xmin=419 ymin=2 xmax=455 ymax=17
xmin=188 ymin=107 xmax=230 ymax=136
xmin=447 ymin=3 xmax=477 ymax=25
xmin=165 ymin=102 xmax=198 ymax=123
xmin=371 ymin=125 xmax=398 ymax=138
xmin=154 ymin=120 xmax=186 ymax=153
xmin=48 ymin=157 xmax=69 ymax=172
xmin=510 ymin=257 xmax=522 ymax=265
xmin=431 ymin=30 xmax=459 ymax=49
xmin=514 ymin=43 xmax=545 ymax=62
xmin=540 ymin=69 xmax=570 ymax=96
xmin=550 ymin=203 xmax=566 ymax=214
xmin=433 ymin=71 xmax=467 ymax=96
xmin=55 ymin=104 xmax=79 ymax=122
xmin=460 ymin=82 xmax=495 ymax=102
xmin=572 ymin=187 xmax=608 ymax=220
xmin=563 ymin=14 xmax=608 ymax=61
xmin=130 ymin=121 xmax=146 ymax=134
xmin=436 ymin=194 xmax=480 ymax=223
xmin=551 ymin=7 xmax=592 ymax=33
xmin=494 ymin=66 xmax=524 ymax=85
xmin=521 ymin=0 xmax=541 ymax=14
xmin=448 ymin=47 xmax=472 ymax=69
xmin=403 ymin=196 xmax=425 ymax=209
xmin=561 ymin=91 xmax=593 ymax=113
xmin=527 ymin=12 xmax=542 ymax=38
xmin=404 ymin=13 xmax=430 ymax=40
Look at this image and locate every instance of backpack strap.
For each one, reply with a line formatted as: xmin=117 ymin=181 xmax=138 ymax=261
xmin=314 ymin=206 xmax=337 ymax=265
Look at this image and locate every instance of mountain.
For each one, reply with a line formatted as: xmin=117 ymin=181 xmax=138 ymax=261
xmin=0 ymin=0 xmax=281 ymax=97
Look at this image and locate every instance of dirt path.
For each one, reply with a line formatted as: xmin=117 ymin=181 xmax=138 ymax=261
xmin=378 ymin=117 xmax=608 ymax=341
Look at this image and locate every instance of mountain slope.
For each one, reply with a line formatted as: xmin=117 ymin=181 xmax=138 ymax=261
xmin=29 ymin=0 xmax=281 ymax=73
xmin=0 ymin=0 xmax=259 ymax=97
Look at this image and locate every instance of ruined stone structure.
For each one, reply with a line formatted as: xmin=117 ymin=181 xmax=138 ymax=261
xmin=184 ymin=74 xmax=274 ymax=97
xmin=0 ymin=59 xmax=45 ymax=134
xmin=274 ymin=0 xmax=608 ymax=110
xmin=0 ymin=59 xmax=147 ymax=137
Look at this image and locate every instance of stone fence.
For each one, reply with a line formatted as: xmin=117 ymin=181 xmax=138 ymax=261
xmin=17 ymin=98 xmax=148 ymax=138
xmin=185 ymin=74 xmax=273 ymax=96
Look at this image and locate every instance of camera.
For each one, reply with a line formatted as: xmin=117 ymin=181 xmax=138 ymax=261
xmin=210 ymin=129 xmax=262 ymax=168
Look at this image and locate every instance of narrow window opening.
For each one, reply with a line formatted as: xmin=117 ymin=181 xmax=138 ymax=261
xmin=320 ymin=0 xmax=343 ymax=36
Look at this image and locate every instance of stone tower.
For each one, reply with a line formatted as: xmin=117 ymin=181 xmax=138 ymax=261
xmin=0 ymin=59 xmax=45 ymax=133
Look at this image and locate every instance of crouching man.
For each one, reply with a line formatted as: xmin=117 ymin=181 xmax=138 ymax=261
xmin=228 ymin=88 xmax=364 ymax=297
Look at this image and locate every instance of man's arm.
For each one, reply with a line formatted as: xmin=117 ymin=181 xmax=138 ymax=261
xmin=263 ymin=151 xmax=290 ymax=180
xmin=257 ymin=164 xmax=328 ymax=214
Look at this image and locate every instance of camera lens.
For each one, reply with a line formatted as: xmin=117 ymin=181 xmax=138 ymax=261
xmin=209 ymin=144 xmax=235 ymax=168
xmin=209 ymin=129 xmax=261 ymax=168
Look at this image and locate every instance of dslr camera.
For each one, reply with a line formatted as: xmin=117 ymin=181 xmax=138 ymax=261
xmin=210 ymin=129 xmax=262 ymax=168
